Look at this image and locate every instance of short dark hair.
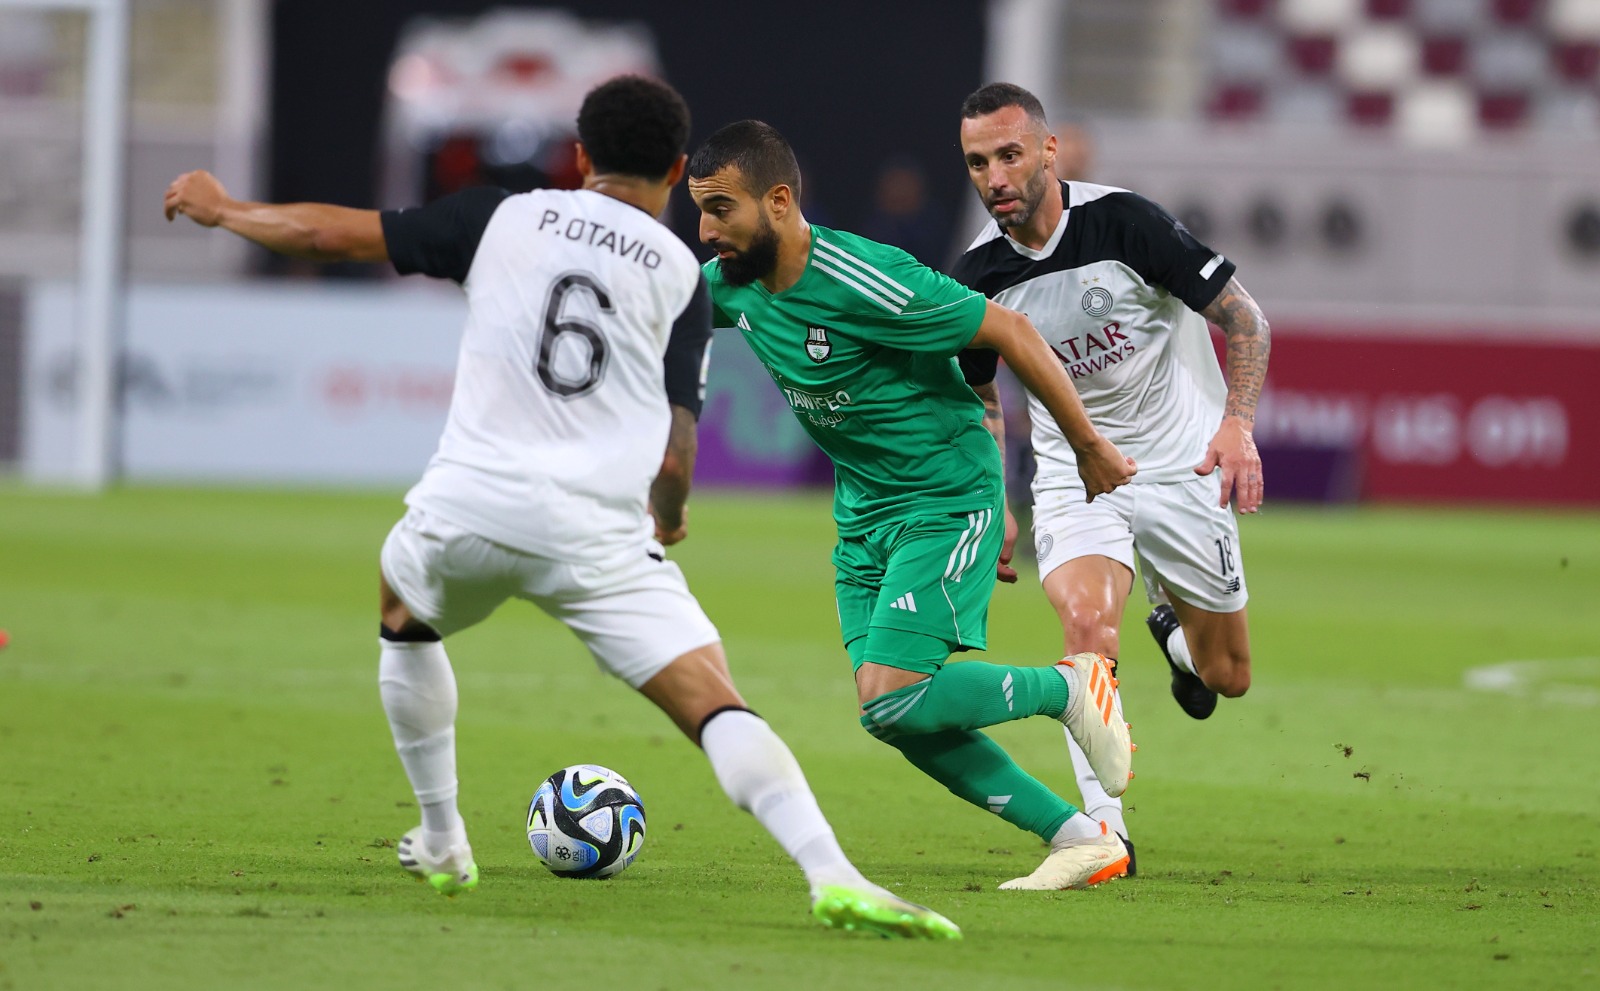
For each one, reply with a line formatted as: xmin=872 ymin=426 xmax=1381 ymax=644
xmin=576 ymin=75 xmax=691 ymax=180
xmin=960 ymin=82 xmax=1049 ymax=128
xmin=687 ymin=120 xmax=802 ymax=202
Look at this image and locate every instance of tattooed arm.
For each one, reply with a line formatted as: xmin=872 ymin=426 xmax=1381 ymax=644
xmin=1197 ymin=277 xmax=1272 ymax=513
xmin=972 ymin=379 xmax=1019 ymax=583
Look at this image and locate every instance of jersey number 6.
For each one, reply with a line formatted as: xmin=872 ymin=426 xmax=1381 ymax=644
xmin=536 ymin=272 xmax=613 ymax=398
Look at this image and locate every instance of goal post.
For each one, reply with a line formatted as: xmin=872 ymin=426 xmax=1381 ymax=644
xmin=1 ymin=0 xmax=129 ymax=490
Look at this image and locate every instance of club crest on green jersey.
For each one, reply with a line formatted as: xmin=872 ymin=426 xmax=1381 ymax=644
xmin=804 ymin=326 xmax=833 ymax=363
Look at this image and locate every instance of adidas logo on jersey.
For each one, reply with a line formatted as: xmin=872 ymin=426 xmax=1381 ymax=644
xmin=737 ymin=312 xmax=752 ymax=332
xmin=888 ymin=592 xmax=918 ymax=613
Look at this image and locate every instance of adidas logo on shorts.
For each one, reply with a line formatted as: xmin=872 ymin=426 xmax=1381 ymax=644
xmin=888 ymin=592 xmax=918 ymax=613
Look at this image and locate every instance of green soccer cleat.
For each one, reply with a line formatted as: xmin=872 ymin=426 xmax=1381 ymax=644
xmin=811 ymin=885 xmax=962 ymax=940
xmin=397 ymin=826 xmax=479 ymax=897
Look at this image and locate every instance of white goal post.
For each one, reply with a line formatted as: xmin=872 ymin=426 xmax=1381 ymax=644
xmin=2 ymin=0 xmax=128 ymax=489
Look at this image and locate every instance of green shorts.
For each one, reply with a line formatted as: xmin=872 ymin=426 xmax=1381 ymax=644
xmin=835 ymin=504 xmax=1003 ymax=674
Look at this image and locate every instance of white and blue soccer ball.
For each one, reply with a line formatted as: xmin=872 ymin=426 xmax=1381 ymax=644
xmin=526 ymin=764 xmax=646 ymax=879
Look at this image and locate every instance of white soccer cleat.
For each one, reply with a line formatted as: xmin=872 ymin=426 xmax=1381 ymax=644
xmin=999 ymin=821 xmax=1130 ymax=891
xmin=1056 ymin=652 xmax=1133 ymax=798
xmin=397 ymin=826 xmax=479 ymax=896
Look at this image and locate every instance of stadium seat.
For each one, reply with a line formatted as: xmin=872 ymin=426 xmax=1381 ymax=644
xmin=1214 ymin=25 xmax=1285 ymax=80
xmin=1420 ymin=35 xmax=1469 ymax=76
xmin=1281 ymin=0 xmax=1363 ymax=33
xmin=1414 ymin=0 xmax=1489 ymax=33
xmin=1551 ymin=0 xmax=1600 ymax=39
xmin=1397 ymin=80 xmax=1479 ymax=144
xmin=1338 ymin=24 xmax=1421 ymax=89
xmin=1477 ymin=89 xmax=1532 ymax=128
xmin=1365 ymin=0 xmax=1410 ymax=21
xmin=1346 ymin=89 xmax=1396 ymax=125
xmin=1491 ymin=0 xmax=1542 ymax=27
xmin=1552 ymin=41 xmax=1600 ymax=82
xmin=1210 ymin=82 xmax=1268 ymax=120
xmin=1472 ymin=33 xmax=1551 ymax=89
xmin=1287 ymin=33 xmax=1340 ymax=74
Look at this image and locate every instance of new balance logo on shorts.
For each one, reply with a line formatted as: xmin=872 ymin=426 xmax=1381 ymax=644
xmin=1225 ymin=577 xmax=1242 ymax=594
xmin=888 ymin=592 xmax=918 ymax=613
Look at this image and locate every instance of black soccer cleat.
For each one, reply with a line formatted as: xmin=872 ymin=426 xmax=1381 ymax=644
xmin=1146 ymin=605 xmax=1217 ymax=720
xmin=1120 ymin=835 xmax=1137 ymax=877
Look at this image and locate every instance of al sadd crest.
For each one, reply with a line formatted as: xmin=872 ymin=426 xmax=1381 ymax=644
xmin=804 ymin=326 xmax=833 ymax=363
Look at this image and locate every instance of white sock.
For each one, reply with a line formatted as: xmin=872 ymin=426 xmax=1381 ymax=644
xmin=1167 ymin=625 xmax=1199 ymax=676
xmin=378 ymin=638 xmax=466 ymax=851
xmin=700 ymin=709 xmax=868 ymax=896
xmin=1065 ymin=730 xmax=1127 ymax=838
xmin=1050 ymin=812 xmax=1105 ymax=850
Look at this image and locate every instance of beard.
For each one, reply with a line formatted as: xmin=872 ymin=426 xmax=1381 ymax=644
xmin=988 ymin=166 xmax=1051 ymax=229
xmin=714 ymin=212 xmax=781 ymax=287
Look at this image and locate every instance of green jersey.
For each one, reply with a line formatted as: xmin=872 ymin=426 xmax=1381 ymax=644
xmin=705 ymin=225 xmax=995 ymax=536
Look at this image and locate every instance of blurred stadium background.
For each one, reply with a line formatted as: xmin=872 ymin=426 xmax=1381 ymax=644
xmin=0 ymin=0 xmax=1596 ymax=503
xmin=2 ymin=4 xmax=1598 ymax=988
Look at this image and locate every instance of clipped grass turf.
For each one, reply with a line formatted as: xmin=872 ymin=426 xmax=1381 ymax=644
xmin=1 ymin=486 xmax=1597 ymax=990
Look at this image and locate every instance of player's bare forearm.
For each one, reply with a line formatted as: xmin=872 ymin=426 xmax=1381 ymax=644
xmin=970 ymin=301 xmax=1134 ymax=499
xmin=650 ymin=404 xmax=697 ymax=543
xmin=222 ymin=201 xmax=387 ymax=262
xmin=970 ymin=303 xmax=1096 ymax=451
xmin=163 ymin=170 xmax=387 ymax=263
xmin=972 ymin=379 xmax=1006 ymax=476
xmin=1200 ymin=277 xmax=1271 ymax=426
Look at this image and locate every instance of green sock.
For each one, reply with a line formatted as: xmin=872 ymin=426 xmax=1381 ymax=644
xmin=867 ymin=725 xmax=1077 ymax=840
xmin=861 ymin=661 xmax=1068 ymax=738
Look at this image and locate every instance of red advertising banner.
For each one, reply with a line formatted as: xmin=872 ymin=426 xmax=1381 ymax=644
xmin=1244 ymin=326 xmax=1600 ymax=505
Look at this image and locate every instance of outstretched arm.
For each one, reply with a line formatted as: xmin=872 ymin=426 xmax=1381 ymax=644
xmin=1197 ymin=276 xmax=1271 ymax=513
xmin=650 ymin=405 xmax=698 ymax=545
xmin=968 ymin=301 xmax=1135 ymax=500
xmin=971 ymin=379 xmax=1019 ymax=583
xmin=164 ymin=170 xmax=388 ymax=263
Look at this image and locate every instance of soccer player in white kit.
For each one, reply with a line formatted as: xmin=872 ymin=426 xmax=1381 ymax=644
xmin=163 ymin=75 xmax=961 ymax=939
xmin=949 ymin=84 xmax=1273 ymax=872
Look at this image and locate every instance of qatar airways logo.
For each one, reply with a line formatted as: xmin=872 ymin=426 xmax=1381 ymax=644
xmin=1047 ymin=321 xmax=1136 ymax=380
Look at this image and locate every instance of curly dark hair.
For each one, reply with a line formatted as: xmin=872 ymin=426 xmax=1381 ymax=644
xmin=576 ymin=75 xmax=691 ymax=180
xmin=687 ymin=119 xmax=802 ymax=202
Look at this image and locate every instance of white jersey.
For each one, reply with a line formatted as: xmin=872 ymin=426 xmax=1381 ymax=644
xmin=952 ymin=181 xmax=1234 ymax=484
xmin=381 ymin=186 xmax=711 ymax=562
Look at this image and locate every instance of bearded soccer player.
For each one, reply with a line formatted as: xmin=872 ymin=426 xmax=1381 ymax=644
xmin=952 ymin=83 xmax=1272 ymax=870
xmin=164 ymin=76 xmax=965 ymax=939
xmin=688 ymin=120 xmax=1137 ymax=891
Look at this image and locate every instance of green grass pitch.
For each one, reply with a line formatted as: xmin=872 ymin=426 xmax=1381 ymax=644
xmin=1 ymin=486 xmax=1597 ymax=990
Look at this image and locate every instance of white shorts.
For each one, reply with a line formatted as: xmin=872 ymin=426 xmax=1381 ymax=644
xmin=380 ymin=508 xmax=720 ymax=688
xmin=1031 ymin=474 xmax=1248 ymax=614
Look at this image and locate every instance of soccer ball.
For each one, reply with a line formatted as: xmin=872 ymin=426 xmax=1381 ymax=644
xmin=526 ymin=764 xmax=646 ymax=879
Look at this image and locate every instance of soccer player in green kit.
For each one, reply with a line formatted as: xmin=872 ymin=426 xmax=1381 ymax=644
xmin=688 ymin=120 xmax=1138 ymax=890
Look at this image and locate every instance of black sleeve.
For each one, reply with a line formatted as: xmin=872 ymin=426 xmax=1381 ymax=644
xmin=947 ymin=250 xmax=999 ymax=387
xmin=663 ymin=275 xmax=713 ymax=418
xmin=380 ymin=186 xmax=511 ymax=283
xmin=1111 ymin=192 xmax=1236 ymax=313
xmin=958 ymin=347 xmax=999 ymax=387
